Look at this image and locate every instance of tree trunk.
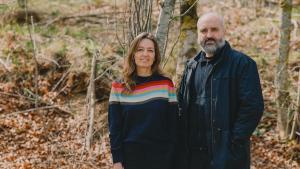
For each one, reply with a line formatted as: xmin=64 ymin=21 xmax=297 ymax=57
xmin=85 ymin=47 xmax=97 ymax=150
xmin=18 ymin=0 xmax=26 ymax=9
xmin=155 ymin=0 xmax=176 ymax=60
xmin=255 ymin=0 xmax=265 ymax=17
xmin=127 ymin=0 xmax=153 ymax=45
xmin=276 ymin=0 xmax=292 ymax=140
xmin=175 ymin=0 xmax=198 ymax=83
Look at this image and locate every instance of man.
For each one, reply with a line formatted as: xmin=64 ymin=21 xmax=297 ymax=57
xmin=176 ymin=12 xmax=264 ymax=169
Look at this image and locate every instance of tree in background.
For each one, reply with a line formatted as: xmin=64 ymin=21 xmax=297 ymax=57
xmin=155 ymin=0 xmax=176 ymax=59
xmin=117 ymin=0 xmax=176 ymax=59
xmin=127 ymin=0 xmax=153 ymax=44
xmin=276 ymin=0 xmax=292 ymax=140
xmin=17 ymin=0 xmax=26 ymax=9
xmin=175 ymin=0 xmax=198 ymax=81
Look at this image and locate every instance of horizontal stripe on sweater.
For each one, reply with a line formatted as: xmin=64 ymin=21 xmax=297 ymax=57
xmin=112 ymin=80 xmax=174 ymax=90
xmin=109 ymin=90 xmax=177 ymax=103
xmin=109 ymin=80 xmax=177 ymax=103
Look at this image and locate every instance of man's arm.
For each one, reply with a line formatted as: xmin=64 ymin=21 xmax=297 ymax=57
xmin=232 ymin=59 xmax=264 ymax=141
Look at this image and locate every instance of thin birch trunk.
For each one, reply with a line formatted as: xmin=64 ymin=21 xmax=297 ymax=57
xmin=276 ymin=0 xmax=292 ymax=140
xmin=155 ymin=0 xmax=176 ymax=60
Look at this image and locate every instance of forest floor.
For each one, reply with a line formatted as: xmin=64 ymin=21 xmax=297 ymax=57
xmin=0 ymin=0 xmax=300 ymax=168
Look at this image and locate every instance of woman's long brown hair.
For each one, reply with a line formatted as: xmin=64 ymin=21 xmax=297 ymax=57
xmin=123 ymin=32 xmax=163 ymax=93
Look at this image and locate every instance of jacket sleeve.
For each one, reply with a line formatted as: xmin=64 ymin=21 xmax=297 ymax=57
xmin=177 ymin=62 xmax=188 ymax=117
xmin=232 ymin=59 xmax=264 ymax=141
xmin=108 ymin=82 xmax=123 ymax=163
xmin=172 ymin=63 xmax=189 ymax=169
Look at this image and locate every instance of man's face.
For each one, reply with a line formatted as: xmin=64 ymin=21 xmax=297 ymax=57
xmin=197 ymin=16 xmax=225 ymax=56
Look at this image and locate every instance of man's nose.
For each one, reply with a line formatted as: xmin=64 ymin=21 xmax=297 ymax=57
xmin=207 ymin=30 xmax=213 ymax=37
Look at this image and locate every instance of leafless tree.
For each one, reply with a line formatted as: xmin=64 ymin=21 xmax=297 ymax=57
xmin=276 ymin=0 xmax=292 ymax=140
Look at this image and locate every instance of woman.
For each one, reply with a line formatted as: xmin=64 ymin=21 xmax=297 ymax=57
xmin=108 ymin=32 xmax=178 ymax=169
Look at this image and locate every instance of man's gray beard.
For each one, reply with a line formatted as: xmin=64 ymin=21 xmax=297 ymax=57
xmin=201 ymin=39 xmax=226 ymax=56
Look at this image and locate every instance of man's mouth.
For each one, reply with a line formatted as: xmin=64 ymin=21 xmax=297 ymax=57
xmin=205 ymin=39 xmax=216 ymax=45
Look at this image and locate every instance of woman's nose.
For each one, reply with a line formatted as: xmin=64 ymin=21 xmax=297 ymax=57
xmin=142 ymin=50 xmax=149 ymax=56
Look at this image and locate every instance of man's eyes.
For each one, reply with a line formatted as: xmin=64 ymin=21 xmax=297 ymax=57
xmin=200 ymin=28 xmax=219 ymax=33
xmin=200 ymin=29 xmax=207 ymax=33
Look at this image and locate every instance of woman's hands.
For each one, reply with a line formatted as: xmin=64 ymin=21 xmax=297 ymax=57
xmin=113 ymin=162 xmax=124 ymax=169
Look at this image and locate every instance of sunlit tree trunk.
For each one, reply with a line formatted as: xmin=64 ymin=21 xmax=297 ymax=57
xmin=276 ymin=0 xmax=292 ymax=140
xmin=155 ymin=0 xmax=176 ymax=59
xmin=175 ymin=0 xmax=198 ymax=83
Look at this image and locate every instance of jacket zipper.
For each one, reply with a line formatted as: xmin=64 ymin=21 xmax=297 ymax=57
xmin=210 ymin=73 xmax=214 ymax=162
xmin=205 ymin=65 xmax=215 ymax=162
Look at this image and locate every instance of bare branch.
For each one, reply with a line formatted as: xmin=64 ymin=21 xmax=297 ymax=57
xmin=163 ymin=25 xmax=181 ymax=69
xmin=171 ymin=0 xmax=200 ymax=20
xmin=114 ymin=0 xmax=126 ymax=54
xmin=51 ymin=69 xmax=71 ymax=92
xmin=95 ymin=61 xmax=118 ymax=81
xmin=0 ymin=91 xmax=35 ymax=101
xmin=25 ymin=0 xmax=39 ymax=108
xmin=85 ymin=41 xmax=98 ymax=151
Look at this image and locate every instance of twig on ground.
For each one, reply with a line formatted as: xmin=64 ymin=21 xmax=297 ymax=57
xmin=0 ymin=58 xmax=11 ymax=72
xmin=51 ymin=69 xmax=71 ymax=92
xmin=0 ymin=91 xmax=35 ymax=101
xmin=42 ymin=12 xmax=124 ymax=27
xmin=1 ymin=105 xmax=71 ymax=118
xmin=37 ymin=56 xmax=61 ymax=67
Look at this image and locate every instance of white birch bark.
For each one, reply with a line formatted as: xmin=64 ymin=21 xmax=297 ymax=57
xmin=155 ymin=0 xmax=176 ymax=60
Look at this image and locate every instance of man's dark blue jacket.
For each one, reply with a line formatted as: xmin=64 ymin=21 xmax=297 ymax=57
xmin=176 ymin=41 xmax=264 ymax=169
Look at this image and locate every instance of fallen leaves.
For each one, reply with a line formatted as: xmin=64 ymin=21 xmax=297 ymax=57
xmin=0 ymin=102 xmax=111 ymax=169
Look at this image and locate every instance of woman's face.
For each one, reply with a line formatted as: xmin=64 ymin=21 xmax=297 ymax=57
xmin=134 ymin=38 xmax=155 ymax=72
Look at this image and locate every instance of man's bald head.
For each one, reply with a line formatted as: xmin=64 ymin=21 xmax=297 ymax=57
xmin=197 ymin=12 xmax=226 ymax=57
xmin=197 ymin=12 xmax=225 ymax=30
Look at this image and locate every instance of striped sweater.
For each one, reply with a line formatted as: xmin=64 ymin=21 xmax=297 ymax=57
xmin=108 ymin=74 xmax=178 ymax=163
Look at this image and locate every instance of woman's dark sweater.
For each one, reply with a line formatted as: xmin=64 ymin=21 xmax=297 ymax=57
xmin=108 ymin=74 xmax=178 ymax=163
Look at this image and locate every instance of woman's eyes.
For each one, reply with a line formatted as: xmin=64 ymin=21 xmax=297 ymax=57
xmin=137 ymin=48 xmax=154 ymax=52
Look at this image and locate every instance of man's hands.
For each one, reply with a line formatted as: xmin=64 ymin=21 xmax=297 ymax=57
xmin=113 ymin=162 xmax=124 ymax=169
